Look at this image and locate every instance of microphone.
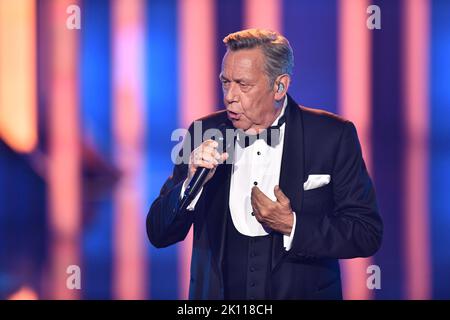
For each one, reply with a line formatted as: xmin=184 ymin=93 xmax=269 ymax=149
xmin=178 ymin=123 xmax=230 ymax=213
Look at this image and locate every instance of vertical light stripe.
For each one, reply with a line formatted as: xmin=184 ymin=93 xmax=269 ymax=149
xmin=338 ymin=0 xmax=374 ymax=300
xmin=47 ymin=0 xmax=81 ymax=299
xmin=178 ymin=0 xmax=216 ymax=128
xmin=0 ymin=0 xmax=37 ymax=153
xmin=178 ymin=0 xmax=216 ymax=299
xmin=112 ymin=0 xmax=148 ymax=299
xmin=403 ymin=0 xmax=431 ymax=299
xmin=244 ymin=0 xmax=282 ymax=32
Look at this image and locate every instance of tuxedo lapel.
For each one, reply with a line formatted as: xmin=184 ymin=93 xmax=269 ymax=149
xmin=205 ymin=138 xmax=233 ymax=275
xmin=272 ymin=95 xmax=305 ymax=271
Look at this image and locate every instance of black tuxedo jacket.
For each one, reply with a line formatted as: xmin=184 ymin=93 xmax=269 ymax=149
xmin=147 ymin=95 xmax=383 ymax=299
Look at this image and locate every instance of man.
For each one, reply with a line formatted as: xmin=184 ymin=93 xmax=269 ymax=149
xmin=147 ymin=29 xmax=383 ymax=300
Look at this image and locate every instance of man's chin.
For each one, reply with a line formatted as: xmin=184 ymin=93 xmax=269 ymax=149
xmin=230 ymin=119 xmax=248 ymax=131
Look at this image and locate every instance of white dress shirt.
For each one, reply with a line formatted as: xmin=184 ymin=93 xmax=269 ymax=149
xmin=181 ymin=97 xmax=296 ymax=251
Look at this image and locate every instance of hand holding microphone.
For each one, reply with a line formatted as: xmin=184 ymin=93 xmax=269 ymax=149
xmin=179 ymin=138 xmax=229 ymax=212
xmin=188 ymin=139 xmax=229 ymax=184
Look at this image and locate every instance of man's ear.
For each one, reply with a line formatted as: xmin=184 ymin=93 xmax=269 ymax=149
xmin=273 ymin=74 xmax=290 ymax=101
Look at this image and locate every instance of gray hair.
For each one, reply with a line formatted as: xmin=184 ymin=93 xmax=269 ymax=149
xmin=223 ymin=29 xmax=294 ymax=86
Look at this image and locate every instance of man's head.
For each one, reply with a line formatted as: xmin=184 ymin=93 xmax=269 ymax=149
xmin=221 ymin=29 xmax=294 ymax=132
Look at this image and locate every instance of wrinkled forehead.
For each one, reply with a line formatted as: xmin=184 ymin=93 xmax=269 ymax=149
xmin=220 ymin=48 xmax=266 ymax=78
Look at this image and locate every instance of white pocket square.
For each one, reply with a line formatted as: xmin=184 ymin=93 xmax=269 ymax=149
xmin=303 ymin=174 xmax=331 ymax=191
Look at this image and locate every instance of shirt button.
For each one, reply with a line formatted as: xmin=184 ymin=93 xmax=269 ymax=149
xmin=250 ymin=267 xmax=255 ymax=272
xmin=257 ymin=151 xmax=261 ymax=155
xmin=250 ymin=282 xmax=255 ymax=287
xmin=253 ymin=181 xmax=258 ymax=186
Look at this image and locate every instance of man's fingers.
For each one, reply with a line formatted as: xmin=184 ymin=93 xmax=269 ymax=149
xmin=219 ymin=152 xmax=229 ymax=163
xmin=188 ymin=140 xmax=222 ymax=180
xmin=251 ymin=187 xmax=272 ymax=218
xmin=251 ymin=190 xmax=260 ymax=206
xmin=202 ymin=142 xmax=222 ymax=161
xmin=252 ymin=187 xmax=272 ymax=210
xmin=251 ymin=187 xmax=260 ymax=208
xmin=250 ymin=196 xmax=257 ymax=212
xmin=250 ymin=195 xmax=262 ymax=218
xmin=204 ymin=139 xmax=218 ymax=148
xmin=202 ymin=153 xmax=219 ymax=165
xmin=196 ymin=160 xmax=215 ymax=169
xmin=274 ymin=185 xmax=290 ymax=205
xmin=203 ymin=150 xmax=227 ymax=165
xmin=251 ymin=185 xmax=262 ymax=197
xmin=251 ymin=186 xmax=272 ymax=203
xmin=250 ymin=188 xmax=262 ymax=206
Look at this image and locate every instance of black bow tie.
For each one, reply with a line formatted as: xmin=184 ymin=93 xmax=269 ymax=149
xmin=236 ymin=115 xmax=286 ymax=148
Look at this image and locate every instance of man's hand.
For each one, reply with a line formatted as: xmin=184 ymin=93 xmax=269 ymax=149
xmin=251 ymin=185 xmax=294 ymax=235
xmin=188 ymin=139 xmax=229 ymax=186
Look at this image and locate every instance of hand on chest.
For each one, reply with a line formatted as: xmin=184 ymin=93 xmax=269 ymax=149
xmin=229 ymin=137 xmax=333 ymax=236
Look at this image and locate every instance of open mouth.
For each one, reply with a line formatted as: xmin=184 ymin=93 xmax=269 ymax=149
xmin=227 ymin=111 xmax=241 ymax=120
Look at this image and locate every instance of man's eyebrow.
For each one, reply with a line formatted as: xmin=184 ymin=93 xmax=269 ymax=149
xmin=234 ymin=77 xmax=252 ymax=84
xmin=219 ymin=74 xmax=250 ymax=83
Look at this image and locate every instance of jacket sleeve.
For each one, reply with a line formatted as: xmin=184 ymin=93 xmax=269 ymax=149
xmin=146 ymin=124 xmax=202 ymax=248
xmin=292 ymin=121 xmax=383 ymax=259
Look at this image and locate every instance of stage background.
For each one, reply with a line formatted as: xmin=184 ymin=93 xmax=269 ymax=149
xmin=0 ymin=0 xmax=449 ymax=299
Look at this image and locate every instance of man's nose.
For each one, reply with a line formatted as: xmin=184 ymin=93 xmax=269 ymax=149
xmin=224 ymin=82 xmax=239 ymax=104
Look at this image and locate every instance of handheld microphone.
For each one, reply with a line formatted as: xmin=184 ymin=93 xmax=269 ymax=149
xmin=178 ymin=123 xmax=230 ymax=213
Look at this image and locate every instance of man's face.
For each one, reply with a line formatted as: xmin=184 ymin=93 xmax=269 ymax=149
xmin=220 ymin=48 xmax=277 ymax=132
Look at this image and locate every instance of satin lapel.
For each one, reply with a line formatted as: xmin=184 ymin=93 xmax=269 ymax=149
xmin=206 ymin=136 xmax=233 ymax=274
xmin=271 ymin=95 xmax=305 ymax=271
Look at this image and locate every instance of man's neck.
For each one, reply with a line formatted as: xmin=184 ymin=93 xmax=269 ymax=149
xmin=253 ymin=97 xmax=287 ymax=133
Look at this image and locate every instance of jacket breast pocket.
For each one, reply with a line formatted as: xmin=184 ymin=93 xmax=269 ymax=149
xmin=301 ymin=183 xmax=333 ymax=216
xmin=303 ymin=183 xmax=332 ymax=200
